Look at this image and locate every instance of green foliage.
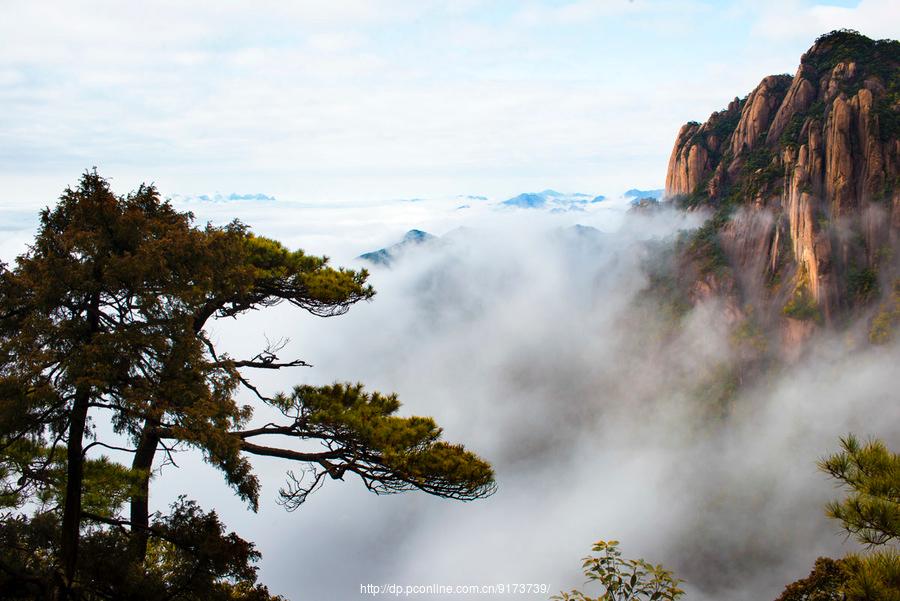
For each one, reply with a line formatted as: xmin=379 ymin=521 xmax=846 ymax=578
xmin=874 ymin=92 xmax=899 ymax=144
xmin=708 ymin=108 xmax=742 ymax=142
xmin=783 ymin=281 xmax=821 ymax=322
xmin=779 ymin=113 xmax=808 ymax=148
xmin=80 ymin=457 xmax=145 ymax=519
xmin=672 ymin=101 xmax=747 ymax=211
xmin=775 ymin=435 xmax=900 ymax=601
xmin=819 ymin=435 xmax=900 ymax=547
xmin=0 ymin=170 xmax=495 ymax=598
xmin=0 ymin=512 xmax=59 ymax=599
xmin=808 ymin=30 xmax=900 ymax=83
xmin=553 ymin=540 xmax=684 ymax=601
xmin=847 ymin=267 xmax=879 ymax=304
xmin=638 ymin=239 xmax=692 ymax=325
xmin=774 ymin=557 xmax=850 ymax=601
xmin=691 ymin=362 xmax=742 ymax=418
xmin=674 ymin=183 xmax=711 ymax=211
xmin=773 ymin=553 xmax=900 ymax=601
xmin=134 ymin=497 xmax=280 ymax=600
xmin=841 ymin=549 xmax=900 ymax=601
xmin=731 ymin=314 xmax=768 ymax=353
xmin=874 ymin=174 xmax=899 ymax=203
xmin=0 ymin=440 xmax=50 ymax=510
xmin=0 ymin=170 xmax=271 ymax=507
xmin=806 ymin=101 xmax=827 ymax=122
xmin=681 ymin=215 xmax=731 ymax=277
xmin=777 ymin=102 xmax=824 ymax=160
xmin=0 ymin=169 xmax=376 ymax=509
xmin=771 ymin=74 xmax=795 ymax=96
xmin=743 ymin=146 xmax=776 ymax=173
xmin=734 ymin=145 xmax=782 ymax=201
xmin=0 ymin=499 xmax=286 ymax=601
xmin=871 ymin=41 xmax=899 ymax=145
xmin=843 ymin=551 xmax=900 ymax=601
xmin=0 ymin=440 xmax=141 ymax=518
xmin=265 ymin=383 xmax=496 ymax=509
xmin=689 ymin=101 xmax=745 ymax=157
xmin=869 ymin=279 xmax=900 ymax=344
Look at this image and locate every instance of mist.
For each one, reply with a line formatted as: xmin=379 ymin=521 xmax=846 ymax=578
xmin=3 ymin=194 xmax=897 ymax=600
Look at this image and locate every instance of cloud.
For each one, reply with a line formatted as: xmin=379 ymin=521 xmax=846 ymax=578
xmin=752 ymin=0 xmax=900 ymax=42
xmin=3 ymin=191 xmax=898 ymax=599
xmin=10 ymin=1 xmax=899 ymax=204
xmin=57 ymin=196 xmax=887 ymax=601
xmin=512 ymin=0 xmax=699 ymax=26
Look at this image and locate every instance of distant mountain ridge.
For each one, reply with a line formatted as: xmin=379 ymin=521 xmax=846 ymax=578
xmin=357 ymin=229 xmax=438 ymax=266
xmin=501 ymin=189 xmax=604 ymax=211
xmin=173 ymin=192 xmax=276 ymax=203
xmin=357 ymin=225 xmax=607 ymax=267
xmin=624 ymin=188 xmax=663 ymax=201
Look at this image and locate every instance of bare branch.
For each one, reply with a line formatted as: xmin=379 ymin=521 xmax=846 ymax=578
xmin=239 ymin=440 xmax=343 ymax=462
xmin=82 ymin=441 xmax=137 ymax=456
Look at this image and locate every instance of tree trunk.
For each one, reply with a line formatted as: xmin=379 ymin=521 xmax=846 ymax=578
xmin=127 ymin=310 xmax=212 ymax=563
xmin=129 ymin=422 xmax=159 ymax=562
xmin=58 ymin=386 xmax=90 ymax=594
xmin=58 ymin=291 xmax=100 ymax=596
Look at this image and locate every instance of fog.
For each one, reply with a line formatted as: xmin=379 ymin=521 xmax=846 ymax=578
xmin=3 ymin=194 xmax=898 ymax=600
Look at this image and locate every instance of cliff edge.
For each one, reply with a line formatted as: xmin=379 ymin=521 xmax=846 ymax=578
xmin=663 ymin=30 xmax=900 ymax=351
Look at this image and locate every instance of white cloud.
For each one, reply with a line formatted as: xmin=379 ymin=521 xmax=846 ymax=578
xmin=117 ymin=198 xmax=896 ymax=601
xmin=752 ymin=0 xmax=900 ymax=42
xmin=0 ymin=1 xmax=897 ymax=205
xmin=3 ymin=182 xmax=898 ymax=600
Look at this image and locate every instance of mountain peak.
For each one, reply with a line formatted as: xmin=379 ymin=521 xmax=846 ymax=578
xmin=662 ymin=30 xmax=899 ymax=347
xmin=501 ymin=190 xmax=601 ymax=211
xmin=403 ymin=229 xmax=436 ymax=242
xmin=358 ymin=229 xmax=437 ymax=266
xmin=502 ymin=193 xmax=546 ymax=208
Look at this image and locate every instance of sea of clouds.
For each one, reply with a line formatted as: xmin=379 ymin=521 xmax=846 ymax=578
xmin=2 ymin=192 xmax=898 ymax=600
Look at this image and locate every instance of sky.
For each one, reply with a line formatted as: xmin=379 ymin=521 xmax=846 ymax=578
xmin=1 ymin=0 xmax=899 ymax=208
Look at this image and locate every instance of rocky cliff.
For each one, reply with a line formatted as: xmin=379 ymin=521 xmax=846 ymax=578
xmin=663 ymin=30 xmax=900 ymax=352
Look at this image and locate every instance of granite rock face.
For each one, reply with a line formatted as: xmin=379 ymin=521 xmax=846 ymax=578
xmin=663 ymin=30 xmax=900 ymax=352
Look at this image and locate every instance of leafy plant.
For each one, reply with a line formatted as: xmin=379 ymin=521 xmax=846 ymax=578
xmin=783 ymin=279 xmax=821 ymax=322
xmin=553 ymin=540 xmax=685 ymax=601
xmin=774 ymin=557 xmax=849 ymax=601
xmin=847 ymin=267 xmax=879 ymax=304
xmin=680 ymin=209 xmax=732 ymax=277
xmin=869 ymin=279 xmax=900 ymax=344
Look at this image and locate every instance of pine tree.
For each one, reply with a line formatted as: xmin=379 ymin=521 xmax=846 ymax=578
xmin=0 ymin=171 xmax=495 ymax=598
xmin=774 ymin=435 xmax=900 ymax=600
xmin=819 ymin=435 xmax=900 ymax=547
